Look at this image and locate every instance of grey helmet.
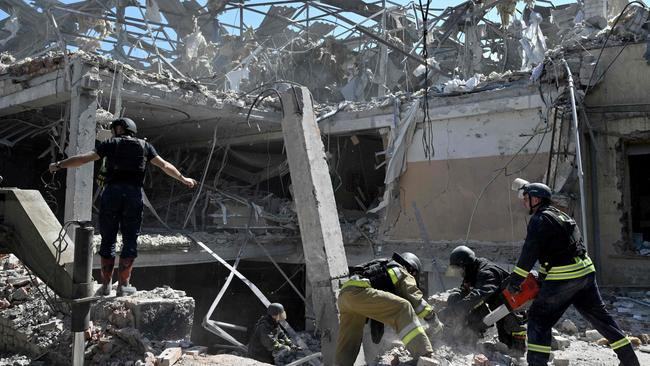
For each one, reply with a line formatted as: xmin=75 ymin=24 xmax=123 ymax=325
xmin=393 ymin=252 xmax=422 ymax=275
xmin=110 ymin=117 xmax=138 ymax=136
xmin=449 ymin=245 xmax=476 ymax=268
xmin=267 ymin=303 xmax=285 ymax=316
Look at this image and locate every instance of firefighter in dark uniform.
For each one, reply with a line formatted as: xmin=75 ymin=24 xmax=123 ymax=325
xmin=439 ymin=246 xmax=526 ymax=351
xmin=335 ymin=252 xmax=443 ymax=366
xmin=248 ymin=303 xmax=297 ymax=364
xmin=509 ymin=181 xmax=640 ymax=366
xmin=49 ymin=118 xmax=197 ymax=296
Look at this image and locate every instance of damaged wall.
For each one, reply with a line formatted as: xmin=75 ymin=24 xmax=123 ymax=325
xmin=383 ymin=87 xmax=551 ymax=242
xmin=583 ymin=42 xmax=650 ymax=287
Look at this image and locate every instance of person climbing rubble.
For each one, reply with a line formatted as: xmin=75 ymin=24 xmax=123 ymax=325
xmin=438 ymin=245 xmax=527 ymax=352
xmin=248 ymin=303 xmax=301 ymax=364
xmin=48 ymin=118 xmax=197 ymax=297
xmin=508 ymin=179 xmax=640 ymax=366
xmin=335 ymin=252 xmax=443 ymax=366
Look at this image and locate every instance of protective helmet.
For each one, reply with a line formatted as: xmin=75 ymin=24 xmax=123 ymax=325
xmin=522 ymin=182 xmax=552 ymax=200
xmin=110 ymin=117 xmax=137 ymax=136
xmin=267 ymin=303 xmax=285 ymax=316
xmin=393 ymin=252 xmax=422 ymax=275
xmin=449 ymin=246 xmax=476 ymax=268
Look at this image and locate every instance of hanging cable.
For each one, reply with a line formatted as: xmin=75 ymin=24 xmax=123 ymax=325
xmin=418 ymin=0 xmax=435 ymax=159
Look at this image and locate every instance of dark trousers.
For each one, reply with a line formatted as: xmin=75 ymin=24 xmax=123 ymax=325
xmin=527 ymin=273 xmax=639 ymax=366
xmin=98 ymin=184 xmax=143 ymax=259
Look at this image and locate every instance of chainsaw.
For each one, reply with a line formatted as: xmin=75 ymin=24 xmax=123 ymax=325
xmin=483 ymin=273 xmax=540 ymax=326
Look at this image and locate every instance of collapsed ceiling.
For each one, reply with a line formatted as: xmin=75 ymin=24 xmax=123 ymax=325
xmin=0 ymin=0 xmax=601 ymax=103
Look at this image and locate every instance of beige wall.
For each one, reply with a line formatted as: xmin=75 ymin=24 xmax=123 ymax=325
xmin=384 ymin=153 xmax=548 ymax=241
xmin=585 ymin=43 xmax=650 ymax=286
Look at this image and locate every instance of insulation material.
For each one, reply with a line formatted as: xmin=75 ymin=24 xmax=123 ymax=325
xmin=145 ymin=0 xmax=163 ymax=23
xmin=520 ymin=12 xmax=547 ymax=70
xmin=0 ymin=14 xmax=18 ymax=47
xmin=496 ymin=0 xmax=518 ymax=27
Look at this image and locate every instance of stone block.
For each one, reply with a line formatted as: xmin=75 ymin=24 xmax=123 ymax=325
xmin=126 ymin=296 xmax=194 ymax=340
xmin=585 ymin=329 xmax=602 ymax=342
xmin=552 ymin=335 xmax=570 ymax=350
xmin=183 ymin=346 xmax=208 ymax=356
xmin=417 ymin=356 xmax=441 ymax=366
xmin=553 ymin=358 xmax=570 ymax=366
xmin=558 ymin=319 xmax=578 ymax=335
xmin=157 ymin=347 xmax=182 ymax=366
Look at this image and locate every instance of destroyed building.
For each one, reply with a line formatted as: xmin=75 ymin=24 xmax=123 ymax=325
xmin=0 ymin=0 xmax=649 ymax=365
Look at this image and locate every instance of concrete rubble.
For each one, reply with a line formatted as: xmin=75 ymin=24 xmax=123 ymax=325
xmin=0 ymin=0 xmax=650 ymax=365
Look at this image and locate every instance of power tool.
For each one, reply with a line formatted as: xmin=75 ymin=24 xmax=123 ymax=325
xmin=483 ymin=273 xmax=540 ymax=326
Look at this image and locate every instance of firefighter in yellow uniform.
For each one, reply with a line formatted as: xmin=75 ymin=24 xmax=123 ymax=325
xmin=335 ymin=252 xmax=443 ymax=366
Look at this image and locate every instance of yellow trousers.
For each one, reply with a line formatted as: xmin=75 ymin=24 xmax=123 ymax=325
xmin=335 ymin=286 xmax=433 ymax=366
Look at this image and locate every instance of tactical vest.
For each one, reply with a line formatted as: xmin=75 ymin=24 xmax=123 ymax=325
xmin=105 ymin=137 xmax=147 ymax=175
xmin=349 ymin=259 xmax=401 ymax=293
xmin=538 ymin=206 xmax=587 ymax=270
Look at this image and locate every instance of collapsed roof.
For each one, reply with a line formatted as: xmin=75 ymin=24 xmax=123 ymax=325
xmin=0 ymin=0 xmax=622 ymax=103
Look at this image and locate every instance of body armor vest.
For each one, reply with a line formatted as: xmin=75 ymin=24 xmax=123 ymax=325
xmin=350 ymin=259 xmax=401 ymax=293
xmin=538 ymin=206 xmax=586 ymax=268
xmin=106 ymin=137 xmax=147 ymax=174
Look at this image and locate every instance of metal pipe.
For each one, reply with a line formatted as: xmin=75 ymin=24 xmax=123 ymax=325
xmin=71 ymin=222 xmax=94 ymax=366
xmin=561 ymin=59 xmax=589 ymax=248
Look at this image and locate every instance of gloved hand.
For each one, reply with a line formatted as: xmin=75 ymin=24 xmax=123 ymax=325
xmin=290 ymin=344 xmax=303 ymax=352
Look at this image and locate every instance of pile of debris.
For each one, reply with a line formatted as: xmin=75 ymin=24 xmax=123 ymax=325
xmin=370 ymin=289 xmax=650 ymax=366
xmin=0 ymin=254 xmax=201 ymax=365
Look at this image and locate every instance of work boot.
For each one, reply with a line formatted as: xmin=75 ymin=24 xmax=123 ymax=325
xmin=99 ymin=257 xmax=115 ymax=296
xmin=116 ymin=257 xmax=137 ymax=296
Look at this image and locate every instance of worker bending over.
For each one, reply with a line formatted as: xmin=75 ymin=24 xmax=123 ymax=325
xmin=49 ymin=118 xmax=197 ymax=296
xmin=335 ymin=252 xmax=443 ymax=366
xmin=508 ymin=179 xmax=639 ymax=366
xmin=439 ymin=245 xmax=526 ymax=352
xmin=248 ymin=303 xmax=301 ymax=364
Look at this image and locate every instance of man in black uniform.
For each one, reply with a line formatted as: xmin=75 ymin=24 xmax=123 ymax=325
xmin=248 ymin=303 xmax=297 ymax=364
xmin=439 ymin=246 xmax=526 ymax=351
xmin=509 ymin=180 xmax=639 ymax=366
xmin=49 ymin=118 xmax=197 ymax=296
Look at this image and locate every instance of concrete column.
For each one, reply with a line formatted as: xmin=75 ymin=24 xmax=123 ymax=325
xmin=583 ymin=0 xmax=607 ymax=20
xmin=280 ymin=86 xmax=349 ymax=364
xmin=64 ymin=59 xmax=99 ymax=225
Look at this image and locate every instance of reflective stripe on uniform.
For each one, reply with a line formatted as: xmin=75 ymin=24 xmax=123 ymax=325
xmin=414 ymin=299 xmax=433 ymax=318
xmin=548 ymin=257 xmax=593 ymax=273
xmin=610 ymin=337 xmax=631 ymax=350
xmin=341 ymin=278 xmax=371 ymax=290
xmin=527 ymin=343 xmax=551 ymax=353
xmin=544 ymin=257 xmax=595 ymax=280
xmin=513 ymin=266 xmax=528 ymax=277
xmin=511 ymin=330 xmax=527 ymax=338
xmin=398 ymin=320 xmax=426 ymax=346
xmin=388 ymin=267 xmax=403 ymax=285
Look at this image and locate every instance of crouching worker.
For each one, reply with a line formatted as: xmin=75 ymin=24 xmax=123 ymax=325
xmin=248 ymin=303 xmax=303 ymax=365
xmin=335 ymin=252 xmax=443 ymax=366
xmin=439 ymin=246 xmax=527 ymax=352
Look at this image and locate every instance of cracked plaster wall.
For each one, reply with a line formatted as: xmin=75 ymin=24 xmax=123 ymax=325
xmin=583 ymin=43 xmax=650 ymax=286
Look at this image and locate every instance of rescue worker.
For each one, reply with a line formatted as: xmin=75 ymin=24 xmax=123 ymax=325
xmin=509 ymin=180 xmax=640 ymax=366
xmin=49 ymin=118 xmax=197 ymax=296
xmin=335 ymin=252 xmax=443 ymax=366
xmin=439 ymin=246 xmax=526 ymax=351
xmin=248 ymin=303 xmax=297 ymax=364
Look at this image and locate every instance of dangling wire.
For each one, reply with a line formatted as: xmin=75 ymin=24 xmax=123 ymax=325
xmin=418 ymin=0 xmax=435 ymax=159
